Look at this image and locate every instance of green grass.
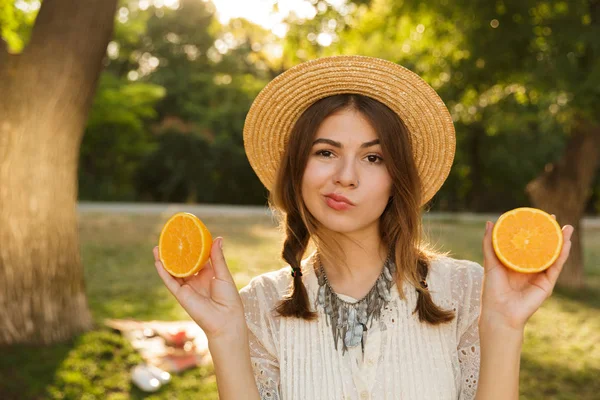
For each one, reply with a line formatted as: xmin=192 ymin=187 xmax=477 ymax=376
xmin=0 ymin=212 xmax=598 ymax=399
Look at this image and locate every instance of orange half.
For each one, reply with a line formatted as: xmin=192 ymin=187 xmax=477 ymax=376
xmin=158 ymin=212 xmax=213 ymax=277
xmin=492 ymin=207 xmax=563 ymax=273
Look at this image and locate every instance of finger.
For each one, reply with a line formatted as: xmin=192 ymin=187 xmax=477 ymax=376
xmin=482 ymin=221 xmax=500 ymax=272
xmin=153 ymin=245 xmax=187 ymax=286
xmin=544 ymin=225 xmax=574 ymax=283
xmin=563 ymin=224 xmax=575 ymax=239
xmin=154 ymin=258 xmax=184 ymax=296
xmin=210 ymin=237 xmax=235 ymax=284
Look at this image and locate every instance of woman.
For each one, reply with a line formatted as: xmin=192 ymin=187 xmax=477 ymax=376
xmin=153 ymin=56 xmax=574 ymax=400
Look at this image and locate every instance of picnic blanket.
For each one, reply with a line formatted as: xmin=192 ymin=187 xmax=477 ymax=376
xmin=105 ymin=318 xmax=212 ymax=373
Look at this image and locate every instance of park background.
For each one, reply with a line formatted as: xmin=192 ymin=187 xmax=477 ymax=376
xmin=0 ymin=0 xmax=598 ymax=398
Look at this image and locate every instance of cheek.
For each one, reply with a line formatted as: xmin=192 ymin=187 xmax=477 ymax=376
xmin=366 ymin=169 xmax=393 ymax=196
xmin=302 ymin=159 xmax=331 ymax=188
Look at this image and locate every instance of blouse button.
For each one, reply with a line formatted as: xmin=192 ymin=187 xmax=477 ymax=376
xmin=360 ymin=390 xmax=370 ymax=400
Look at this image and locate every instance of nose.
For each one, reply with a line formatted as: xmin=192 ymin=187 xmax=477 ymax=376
xmin=334 ymin=157 xmax=359 ymax=188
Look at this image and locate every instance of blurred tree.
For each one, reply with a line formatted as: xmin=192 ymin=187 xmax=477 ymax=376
xmin=215 ymin=17 xmax=286 ymax=80
xmin=0 ymin=0 xmax=118 ymax=344
xmin=102 ymin=0 xmax=267 ymax=204
xmin=135 ymin=129 xmax=215 ymax=202
xmin=79 ymin=73 xmax=165 ymax=200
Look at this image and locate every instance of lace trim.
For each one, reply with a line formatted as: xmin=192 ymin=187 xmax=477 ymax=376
xmin=252 ymin=359 xmax=280 ymax=400
xmin=458 ymin=344 xmax=480 ymax=400
xmin=257 ymin=385 xmax=280 ymax=400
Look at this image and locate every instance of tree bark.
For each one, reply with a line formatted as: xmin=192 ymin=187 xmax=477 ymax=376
xmin=0 ymin=0 xmax=118 ymax=345
xmin=525 ymin=119 xmax=600 ymax=288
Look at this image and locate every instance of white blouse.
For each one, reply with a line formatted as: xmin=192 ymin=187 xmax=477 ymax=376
xmin=239 ymin=252 xmax=483 ymax=400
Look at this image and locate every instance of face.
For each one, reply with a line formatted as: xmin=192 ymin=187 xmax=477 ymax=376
xmin=301 ymin=108 xmax=393 ymax=236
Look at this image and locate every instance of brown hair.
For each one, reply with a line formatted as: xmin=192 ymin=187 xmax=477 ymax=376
xmin=268 ymin=93 xmax=455 ymax=325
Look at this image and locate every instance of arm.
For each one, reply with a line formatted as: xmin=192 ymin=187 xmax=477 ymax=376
xmin=238 ymin=278 xmax=282 ymax=400
xmin=152 ymin=239 xmax=263 ymax=399
xmin=474 ymin=315 xmax=523 ymax=400
xmin=474 ymin=220 xmax=573 ymax=400
xmin=210 ymin=331 xmax=261 ymax=400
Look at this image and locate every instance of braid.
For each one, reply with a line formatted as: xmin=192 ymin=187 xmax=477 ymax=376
xmin=413 ymin=258 xmax=455 ymax=324
xmin=274 ymin=211 xmax=318 ymax=320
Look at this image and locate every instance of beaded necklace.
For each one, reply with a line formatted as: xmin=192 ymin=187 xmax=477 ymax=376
xmin=313 ymin=252 xmax=396 ymax=356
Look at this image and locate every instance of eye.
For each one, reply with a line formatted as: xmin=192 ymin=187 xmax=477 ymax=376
xmin=366 ymin=154 xmax=384 ymax=164
xmin=315 ymin=149 xmax=334 ymax=158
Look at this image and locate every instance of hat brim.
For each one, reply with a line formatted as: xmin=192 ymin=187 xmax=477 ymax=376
xmin=243 ymin=55 xmax=455 ymax=206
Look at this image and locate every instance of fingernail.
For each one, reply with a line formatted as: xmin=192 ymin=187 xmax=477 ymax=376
xmin=219 ymin=238 xmax=223 ymax=249
xmin=485 ymin=222 xmax=491 ymax=233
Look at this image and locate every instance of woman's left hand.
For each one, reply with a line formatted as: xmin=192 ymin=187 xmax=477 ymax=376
xmin=480 ymin=216 xmax=574 ymax=331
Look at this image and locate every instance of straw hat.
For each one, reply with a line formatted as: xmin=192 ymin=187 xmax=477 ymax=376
xmin=242 ymin=55 xmax=455 ymax=206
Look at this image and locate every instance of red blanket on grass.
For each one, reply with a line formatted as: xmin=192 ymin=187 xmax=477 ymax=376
xmin=105 ymin=319 xmax=212 ymax=373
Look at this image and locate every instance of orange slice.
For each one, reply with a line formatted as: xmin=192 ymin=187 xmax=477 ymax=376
xmin=158 ymin=212 xmax=213 ymax=277
xmin=492 ymin=207 xmax=563 ymax=273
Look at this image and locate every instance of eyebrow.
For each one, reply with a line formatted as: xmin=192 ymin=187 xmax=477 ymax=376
xmin=312 ymin=138 xmax=381 ymax=149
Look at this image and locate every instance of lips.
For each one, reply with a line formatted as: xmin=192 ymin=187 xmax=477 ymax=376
xmin=325 ymin=193 xmax=355 ymax=205
xmin=324 ymin=193 xmax=355 ymax=211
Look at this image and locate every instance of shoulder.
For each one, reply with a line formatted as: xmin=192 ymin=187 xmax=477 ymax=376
xmin=238 ymin=254 xmax=317 ymax=318
xmin=430 ymin=255 xmax=483 ymax=280
xmin=237 ymin=267 xmax=290 ymax=328
xmin=428 ymin=255 xmax=484 ymax=297
xmin=239 ymin=266 xmax=291 ymax=303
xmin=239 ymin=253 xmax=316 ymax=300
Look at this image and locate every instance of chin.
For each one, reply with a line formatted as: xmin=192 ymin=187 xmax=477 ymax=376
xmin=318 ymin=218 xmax=364 ymax=235
xmin=313 ymin=207 xmax=379 ymax=235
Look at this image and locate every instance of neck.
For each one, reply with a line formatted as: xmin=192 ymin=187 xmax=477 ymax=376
xmin=316 ymin=229 xmax=389 ymax=298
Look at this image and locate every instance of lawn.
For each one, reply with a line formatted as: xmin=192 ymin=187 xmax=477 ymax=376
xmin=1 ymin=211 xmax=598 ymax=399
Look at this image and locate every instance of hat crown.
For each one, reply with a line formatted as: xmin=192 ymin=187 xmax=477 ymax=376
xmin=243 ymin=55 xmax=455 ymax=206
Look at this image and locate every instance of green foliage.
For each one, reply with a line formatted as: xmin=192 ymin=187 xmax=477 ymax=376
xmin=209 ymin=133 xmax=268 ymax=204
xmin=87 ymin=73 xmax=165 ymax=131
xmin=79 ymin=73 xmax=165 ymax=201
xmin=0 ymin=0 xmax=38 ymax=53
xmin=135 ymin=130 xmax=214 ymax=203
xmin=0 ymin=328 xmax=218 ymax=399
xmin=122 ymin=0 xmax=218 ymax=118
xmin=81 ymin=0 xmax=268 ymax=204
xmin=45 ymin=330 xmax=142 ymax=398
xmin=3 ymin=0 xmax=598 ymax=210
xmin=134 ymin=129 xmax=266 ymax=204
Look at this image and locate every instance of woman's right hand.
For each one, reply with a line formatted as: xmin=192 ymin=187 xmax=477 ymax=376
xmin=153 ymin=237 xmax=247 ymax=342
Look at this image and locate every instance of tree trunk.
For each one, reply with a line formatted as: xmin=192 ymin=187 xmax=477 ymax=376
xmin=525 ymin=119 xmax=600 ymax=288
xmin=0 ymin=0 xmax=118 ymax=345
